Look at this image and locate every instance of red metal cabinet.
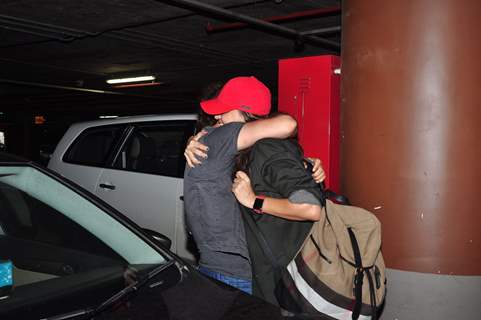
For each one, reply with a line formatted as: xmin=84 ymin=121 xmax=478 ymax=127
xmin=278 ymin=55 xmax=341 ymax=192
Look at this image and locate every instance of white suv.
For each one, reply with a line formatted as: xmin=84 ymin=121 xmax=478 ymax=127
xmin=48 ymin=114 xmax=197 ymax=261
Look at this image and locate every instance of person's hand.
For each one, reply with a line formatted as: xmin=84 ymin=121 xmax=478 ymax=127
xmin=184 ymin=130 xmax=209 ymax=168
xmin=306 ymin=157 xmax=326 ymax=184
xmin=232 ymin=171 xmax=256 ymax=208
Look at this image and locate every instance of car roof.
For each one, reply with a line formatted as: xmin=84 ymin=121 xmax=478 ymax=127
xmin=0 ymin=151 xmax=30 ymax=163
xmin=70 ymin=113 xmax=197 ymax=128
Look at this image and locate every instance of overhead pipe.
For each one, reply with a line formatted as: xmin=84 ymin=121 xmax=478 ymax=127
xmin=206 ymin=6 xmax=341 ymax=33
xmin=157 ymin=0 xmax=340 ymax=49
xmin=300 ymin=26 xmax=342 ymax=36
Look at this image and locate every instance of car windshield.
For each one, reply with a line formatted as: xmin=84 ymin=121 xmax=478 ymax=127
xmin=0 ymin=165 xmax=168 ymax=318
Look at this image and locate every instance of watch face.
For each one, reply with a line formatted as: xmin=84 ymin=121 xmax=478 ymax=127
xmin=253 ymin=197 xmax=265 ymax=211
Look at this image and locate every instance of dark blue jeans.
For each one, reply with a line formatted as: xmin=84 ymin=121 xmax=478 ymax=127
xmin=198 ymin=266 xmax=252 ymax=294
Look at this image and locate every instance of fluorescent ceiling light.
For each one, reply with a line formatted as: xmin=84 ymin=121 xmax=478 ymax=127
xmin=106 ymin=76 xmax=155 ymax=84
xmin=99 ymin=115 xmax=119 ymax=119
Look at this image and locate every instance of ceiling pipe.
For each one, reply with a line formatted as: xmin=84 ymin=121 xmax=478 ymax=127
xmin=206 ymin=6 xmax=341 ymax=33
xmin=300 ymin=26 xmax=342 ymax=36
xmin=157 ymin=0 xmax=340 ymax=49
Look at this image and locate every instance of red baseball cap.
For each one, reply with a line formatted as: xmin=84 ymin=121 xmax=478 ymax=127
xmin=200 ymin=76 xmax=271 ymax=116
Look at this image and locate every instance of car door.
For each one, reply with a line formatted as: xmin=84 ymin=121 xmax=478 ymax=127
xmin=94 ymin=120 xmax=196 ymax=261
xmin=48 ymin=124 xmax=127 ymax=193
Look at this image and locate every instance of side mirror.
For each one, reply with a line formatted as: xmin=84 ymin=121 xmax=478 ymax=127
xmin=0 ymin=260 xmax=13 ymax=300
xmin=142 ymin=229 xmax=172 ymax=250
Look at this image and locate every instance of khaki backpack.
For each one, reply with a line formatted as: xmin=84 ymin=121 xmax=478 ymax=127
xmin=247 ymin=198 xmax=387 ymax=320
xmin=278 ymin=199 xmax=386 ymax=319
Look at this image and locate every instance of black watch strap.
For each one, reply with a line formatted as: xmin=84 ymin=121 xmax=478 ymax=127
xmin=253 ymin=196 xmax=265 ymax=214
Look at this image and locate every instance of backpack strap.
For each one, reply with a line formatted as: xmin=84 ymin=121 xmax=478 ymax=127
xmin=347 ymin=227 xmax=363 ymax=320
xmin=348 ymin=225 xmax=379 ymax=320
xmin=365 ymin=268 xmax=378 ymax=320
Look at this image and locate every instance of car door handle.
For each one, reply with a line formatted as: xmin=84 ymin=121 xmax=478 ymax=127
xmin=99 ymin=183 xmax=116 ymax=190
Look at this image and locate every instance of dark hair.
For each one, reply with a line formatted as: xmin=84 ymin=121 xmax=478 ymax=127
xmin=196 ymin=82 xmax=223 ymax=132
xmin=233 ymin=111 xmax=266 ymax=177
xmin=233 ymin=112 xmax=300 ymax=178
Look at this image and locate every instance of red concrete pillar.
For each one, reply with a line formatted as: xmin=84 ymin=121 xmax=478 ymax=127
xmin=341 ymin=0 xmax=481 ymax=275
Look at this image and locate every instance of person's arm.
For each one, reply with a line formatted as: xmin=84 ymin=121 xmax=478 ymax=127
xmin=184 ymin=114 xmax=297 ymax=167
xmin=232 ymin=171 xmax=321 ymax=221
xmin=184 ymin=133 xmax=326 ymax=184
xmin=236 ymin=114 xmax=297 ymax=151
xmin=184 ymin=130 xmax=208 ymax=167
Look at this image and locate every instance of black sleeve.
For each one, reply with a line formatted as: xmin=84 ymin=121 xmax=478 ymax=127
xmin=260 ymin=147 xmax=321 ymax=200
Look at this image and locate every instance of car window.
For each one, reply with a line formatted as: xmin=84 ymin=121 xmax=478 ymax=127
xmin=0 ymin=165 xmax=173 ymax=318
xmin=0 ymin=166 xmax=166 ymax=287
xmin=113 ymin=121 xmax=195 ymax=178
xmin=0 ymin=179 xmax=122 ymax=262
xmin=64 ymin=125 xmax=125 ymax=167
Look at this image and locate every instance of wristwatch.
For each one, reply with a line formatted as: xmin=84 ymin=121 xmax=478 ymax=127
xmin=253 ymin=195 xmax=265 ymax=214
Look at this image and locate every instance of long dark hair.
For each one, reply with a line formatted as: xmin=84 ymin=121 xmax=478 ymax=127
xmin=233 ymin=112 xmax=265 ymax=176
xmin=195 ymin=82 xmax=223 ymax=132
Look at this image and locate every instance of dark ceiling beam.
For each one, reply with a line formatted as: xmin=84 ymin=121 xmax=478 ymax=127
xmin=1 ymin=91 xmax=195 ymax=109
xmin=0 ymin=0 xmax=272 ymax=49
xmin=0 ymin=57 xmax=106 ymax=76
xmin=0 ymin=14 xmax=260 ymax=67
xmin=0 ymin=24 xmax=73 ymax=41
xmin=0 ymin=78 xmax=193 ymax=102
xmin=0 ymin=14 xmax=97 ymax=41
xmin=1 ymin=98 xmax=195 ymax=113
xmin=111 ymin=29 xmax=257 ymax=64
xmin=205 ymin=6 xmax=341 ymax=33
xmin=158 ymin=0 xmax=340 ymax=50
xmin=2 ymin=99 xmax=189 ymax=109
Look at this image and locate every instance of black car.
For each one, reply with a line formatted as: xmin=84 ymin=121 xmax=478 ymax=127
xmin=0 ymin=152 xmax=286 ymax=320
